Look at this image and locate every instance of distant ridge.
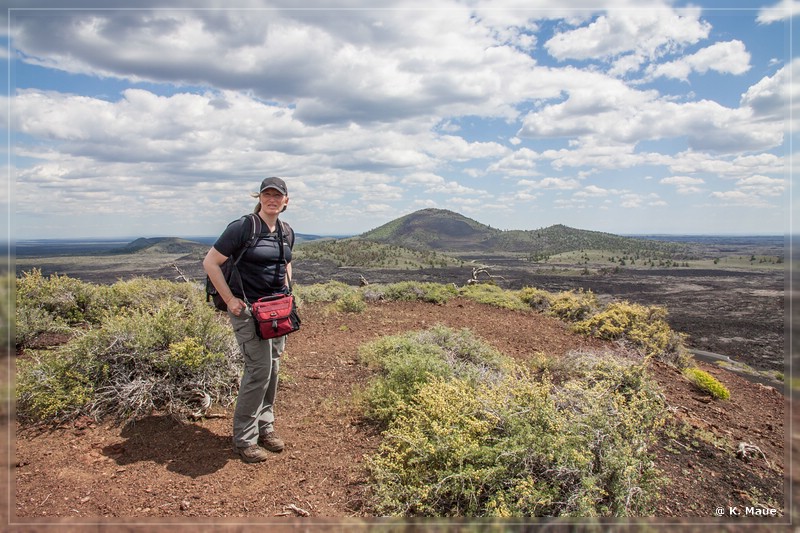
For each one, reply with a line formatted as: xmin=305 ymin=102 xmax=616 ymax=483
xmin=104 ymin=232 xmax=327 ymax=256
xmin=109 ymin=237 xmax=209 ymax=255
xmin=106 ymin=211 xmax=683 ymax=258
xmin=358 ymin=208 xmax=678 ymax=255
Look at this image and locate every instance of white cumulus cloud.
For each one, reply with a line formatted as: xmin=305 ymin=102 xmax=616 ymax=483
xmin=544 ymin=7 xmax=710 ymax=65
xmin=646 ymin=40 xmax=750 ymax=81
xmin=660 ymin=175 xmax=705 ymax=194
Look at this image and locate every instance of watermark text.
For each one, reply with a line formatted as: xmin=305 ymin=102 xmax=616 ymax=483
xmin=715 ymin=506 xmax=778 ymax=517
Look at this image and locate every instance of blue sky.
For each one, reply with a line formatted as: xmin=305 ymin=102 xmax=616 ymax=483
xmin=2 ymin=1 xmax=797 ymax=240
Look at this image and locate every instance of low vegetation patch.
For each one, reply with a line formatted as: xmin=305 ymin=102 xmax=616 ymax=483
xmin=358 ymin=325 xmax=512 ymax=425
xmin=295 ymin=280 xmax=695 ymax=374
xmin=293 ymin=280 xmax=355 ymax=304
xmin=15 ymin=269 xmax=201 ymax=347
xmin=16 ymin=272 xmax=241 ymax=423
xmin=365 ymin=281 xmax=458 ymax=305
xmin=519 ymin=286 xmax=599 ymax=321
xmin=295 ymin=280 xmax=458 ymax=307
xmin=458 ymin=283 xmax=528 ymax=311
xmin=16 ymin=269 xmax=101 ymax=346
xmin=296 ymin=238 xmax=462 ymax=269
xmin=16 ymin=272 xmax=695 ymax=429
xmin=333 ymin=291 xmax=367 ymax=313
xmin=573 ymin=300 xmax=693 ymax=368
xmin=683 ymin=367 xmax=730 ymax=400
xmin=359 ymin=326 xmax=667 ymax=517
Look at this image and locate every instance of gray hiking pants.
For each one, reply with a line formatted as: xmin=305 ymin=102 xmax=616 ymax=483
xmin=229 ymin=306 xmax=285 ymax=448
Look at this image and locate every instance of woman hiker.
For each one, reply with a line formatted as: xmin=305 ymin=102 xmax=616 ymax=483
xmin=203 ymin=177 xmax=295 ymax=463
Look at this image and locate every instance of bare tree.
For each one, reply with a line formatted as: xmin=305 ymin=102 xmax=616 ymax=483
xmin=466 ymin=267 xmax=505 ymax=285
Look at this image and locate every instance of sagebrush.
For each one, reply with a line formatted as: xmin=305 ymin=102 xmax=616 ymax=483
xmin=358 ymin=325 xmax=512 ymax=425
xmin=16 ymin=272 xmax=240 ymax=423
xmin=573 ymin=300 xmax=693 ymax=368
xmin=361 ymin=326 xmax=667 ymax=517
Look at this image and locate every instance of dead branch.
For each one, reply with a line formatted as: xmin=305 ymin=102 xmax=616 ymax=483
xmin=736 ymin=442 xmax=772 ymax=469
xmin=170 ymin=263 xmax=191 ymax=283
xmin=359 ymin=274 xmax=369 ymax=286
xmin=275 ymin=503 xmax=310 ymax=517
xmin=187 ymin=390 xmax=212 ymax=420
xmin=466 ymin=267 xmax=506 ymax=285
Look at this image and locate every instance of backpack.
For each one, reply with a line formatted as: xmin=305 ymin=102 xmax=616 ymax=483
xmin=205 ymin=214 xmax=295 ymax=312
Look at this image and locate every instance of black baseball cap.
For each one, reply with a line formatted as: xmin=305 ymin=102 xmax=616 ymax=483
xmin=259 ymin=177 xmax=288 ymax=196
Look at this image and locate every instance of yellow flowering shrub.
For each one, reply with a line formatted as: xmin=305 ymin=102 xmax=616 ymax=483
xmin=363 ymin=329 xmax=667 ymax=517
xmin=358 ymin=325 xmax=511 ymax=425
xmin=573 ymin=301 xmax=688 ymax=365
xmin=547 ymin=289 xmax=599 ymax=321
xmin=684 ymin=367 xmax=730 ymax=400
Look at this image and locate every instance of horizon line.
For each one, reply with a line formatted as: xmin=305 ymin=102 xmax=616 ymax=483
xmin=8 ymin=232 xmax=792 ymax=243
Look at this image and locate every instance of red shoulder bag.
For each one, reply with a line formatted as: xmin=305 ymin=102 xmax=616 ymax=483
xmin=251 ymin=293 xmax=300 ymax=339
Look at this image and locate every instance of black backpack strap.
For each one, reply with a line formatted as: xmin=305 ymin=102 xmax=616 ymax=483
xmin=231 ymin=213 xmax=262 ymax=303
xmin=233 ymin=214 xmax=261 ymax=265
xmin=280 ymin=221 xmax=295 ymax=249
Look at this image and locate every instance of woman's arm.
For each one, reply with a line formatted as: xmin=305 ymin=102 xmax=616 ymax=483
xmin=203 ymin=247 xmax=247 ymax=315
xmin=285 ymin=261 xmax=293 ymax=290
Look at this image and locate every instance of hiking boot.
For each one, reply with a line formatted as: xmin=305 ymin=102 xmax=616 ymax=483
xmin=259 ymin=431 xmax=285 ymax=452
xmin=235 ymin=444 xmax=269 ymax=463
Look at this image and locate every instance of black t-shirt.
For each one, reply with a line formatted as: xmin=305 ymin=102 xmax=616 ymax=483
xmin=213 ymin=215 xmax=294 ymax=301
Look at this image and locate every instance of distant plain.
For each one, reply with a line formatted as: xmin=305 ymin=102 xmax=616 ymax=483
xmin=14 ymin=232 xmax=790 ymax=382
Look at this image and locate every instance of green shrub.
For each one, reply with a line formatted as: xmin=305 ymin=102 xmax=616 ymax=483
xmin=18 ymin=269 xmax=105 ymax=323
xmin=15 ymin=271 xmax=206 ymax=347
xmin=459 ymin=283 xmax=528 ymax=311
xmin=0 ymin=273 xmax=12 ymax=349
xmin=165 ymin=336 xmax=225 ymax=373
xmin=335 ymin=292 xmax=367 ymax=313
xmin=365 ymin=352 xmax=666 ymax=517
xmin=518 ymin=286 xmax=552 ymax=312
xmin=526 ymin=351 xmax=568 ymax=379
xmin=518 ymin=287 xmax=598 ymax=321
xmin=373 ymin=281 xmax=458 ymax=304
xmin=547 ymin=289 xmax=599 ymax=321
xmin=573 ymin=301 xmax=687 ymax=364
xmin=15 ymin=304 xmax=73 ymax=347
xmin=294 ymin=280 xmax=355 ymax=304
xmin=97 ymin=276 xmax=200 ymax=313
xmin=15 ymin=269 xmax=102 ymax=344
xmin=538 ymin=348 xmax=645 ymax=392
xmin=16 ymin=282 xmax=240 ymax=423
xmin=683 ymin=367 xmax=730 ymax=400
xmin=358 ymin=325 xmax=511 ymax=425
xmin=17 ymin=349 xmax=97 ymax=422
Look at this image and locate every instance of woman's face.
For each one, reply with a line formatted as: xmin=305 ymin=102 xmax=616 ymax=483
xmin=260 ymin=188 xmax=289 ymax=214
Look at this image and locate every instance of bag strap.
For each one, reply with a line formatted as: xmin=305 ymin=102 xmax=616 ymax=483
xmin=281 ymin=221 xmax=295 ymax=292
xmin=272 ymin=220 xmax=286 ymax=290
xmin=279 ymin=221 xmax=294 ymax=293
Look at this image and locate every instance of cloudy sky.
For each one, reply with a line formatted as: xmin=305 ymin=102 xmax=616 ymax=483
xmin=2 ymin=1 xmax=797 ymax=240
